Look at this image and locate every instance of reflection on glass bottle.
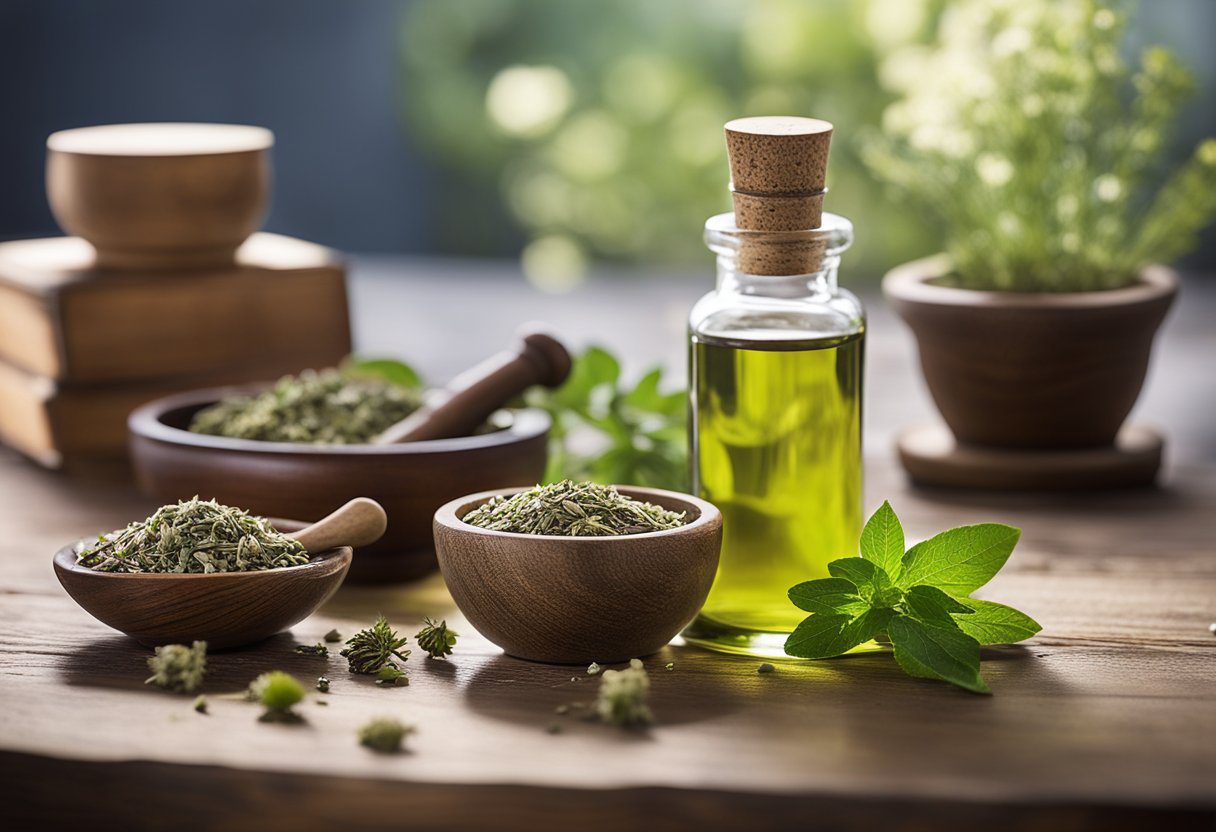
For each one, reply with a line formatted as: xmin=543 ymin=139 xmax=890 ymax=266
xmin=684 ymin=213 xmax=865 ymax=657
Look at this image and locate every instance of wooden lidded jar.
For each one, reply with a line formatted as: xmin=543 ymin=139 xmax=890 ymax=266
xmin=46 ymin=123 xmax=273 ymax=270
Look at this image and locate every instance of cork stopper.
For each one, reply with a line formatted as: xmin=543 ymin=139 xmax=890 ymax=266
xmin=725 ymin=116 xmax=834 ymax=274
xmin=725 ymin=116 xmax=833 ymax=196
xmin=736 ymin=237 xmax=830 ymax=276
xmin=731 ymin=191 xmax=824 ymax=232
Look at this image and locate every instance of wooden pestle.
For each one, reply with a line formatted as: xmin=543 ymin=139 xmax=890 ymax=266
xmin=287 ymin=497 xmax=388 ymax=554
xmin=373 ymin=326 xmax=572 ymax=444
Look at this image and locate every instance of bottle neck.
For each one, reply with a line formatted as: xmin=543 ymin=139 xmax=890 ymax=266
xmin=715 ymin=255 xmax=839 ymax=300
xmin=703 ymin=210 xmax=854 ymax=301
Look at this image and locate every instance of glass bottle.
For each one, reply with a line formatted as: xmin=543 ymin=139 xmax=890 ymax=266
xmin=682 ymin=211 xmax=865 ymax=657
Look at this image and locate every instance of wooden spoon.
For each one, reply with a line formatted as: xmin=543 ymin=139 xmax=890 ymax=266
xmin=374 ymin=324 xmax=572 ymax=444
xmin=53 ymin=498 xmax=387 ymax=650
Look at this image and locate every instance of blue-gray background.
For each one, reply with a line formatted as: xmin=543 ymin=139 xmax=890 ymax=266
xmin=2 ymin=0 xmax=1213 ymax=268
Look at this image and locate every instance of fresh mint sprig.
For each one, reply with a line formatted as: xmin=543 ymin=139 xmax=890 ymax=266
xmin=784 ymin=502 xmax=1040 ymax=694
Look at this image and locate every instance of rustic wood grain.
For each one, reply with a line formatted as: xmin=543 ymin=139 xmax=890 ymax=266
xmin=0 ymin=444 xmax=1213 ymax=829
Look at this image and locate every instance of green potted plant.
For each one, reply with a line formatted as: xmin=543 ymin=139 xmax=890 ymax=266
xmin=865 ymin=0 xmax=1216 ymax=486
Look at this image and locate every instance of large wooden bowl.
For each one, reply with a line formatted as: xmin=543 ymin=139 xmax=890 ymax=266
xmin=128 ymin=388 xmax=550 ymax=583
xmin=46 ymin=123 xmax=272 ymax=270
xmin=433 ymin=486 xmax=723 ymax=664
xmin=54 ymin=520 xmax=350 ymax=650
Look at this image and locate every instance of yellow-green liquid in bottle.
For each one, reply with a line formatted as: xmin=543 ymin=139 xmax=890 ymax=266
xmin=683 ymin=331 xmax=864 ymax=656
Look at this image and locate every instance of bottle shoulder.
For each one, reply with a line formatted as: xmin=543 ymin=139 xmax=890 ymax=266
xmin=690 ymin=286 xmax=865 ymax=346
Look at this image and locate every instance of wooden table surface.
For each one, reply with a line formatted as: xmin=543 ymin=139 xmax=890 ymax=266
xmin=1 ymin=266 xmax=1214 ymax=831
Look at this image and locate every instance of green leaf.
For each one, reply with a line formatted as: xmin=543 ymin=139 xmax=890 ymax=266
xmin=621 ymin=367 xmax=665 ymax=411
xmin=784 ymin=609 xmax=894 ymax=660
xmin=903 ymin=585 xmax=973 ymax=626
xmin=788 ymin=578 xmax=868 ymax=616
xmin=898 ymin=524 xmax=1021 ymax=595
xmin=860 ymin=501 xmax=904 ymax=579
xmin=951 ymin=599 xmax=1041 ymax=645
xmin=888 ymin=614 xmax=990 ymax=695
xmin=827 ymin=558 xmax=896 ymax=605
xmin=340 ymin=356 xmax=423 ymax=389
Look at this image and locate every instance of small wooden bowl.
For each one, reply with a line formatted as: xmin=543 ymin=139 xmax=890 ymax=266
xmin=128 ymin=388 xmax=550 ymax=583
xmin=46 ymin=123 xmax=272 ymax=270
xmin=433 ymin=486 xmax=723 ymax=664
xmin=53 ymin=520 xmax=350 ymax=650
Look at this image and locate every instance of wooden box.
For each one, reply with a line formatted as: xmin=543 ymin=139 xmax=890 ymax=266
xmin=0 ymin=233 xmax=352 ymax=467
xmin=0 ymin=233 xmax=350 ymax=383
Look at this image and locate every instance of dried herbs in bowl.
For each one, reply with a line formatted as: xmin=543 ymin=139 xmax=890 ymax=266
xmin=461 ymin=480 xmax=687 ymax=536
xmin=76 ymin=497 xmax=308 ymax=574
xmin=188 ymin=367 xmax=423 ymax=445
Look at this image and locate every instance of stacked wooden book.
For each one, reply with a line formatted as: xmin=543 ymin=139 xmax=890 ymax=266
xmin=0 ymin=124 xmax=351 ymax=468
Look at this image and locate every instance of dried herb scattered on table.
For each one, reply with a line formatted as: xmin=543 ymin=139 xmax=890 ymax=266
xmin=249 ymin=671 xmax=306 ymax=722
xmin=415 ymin=618 xmax=457 ymax=659
xmin=77 ymin=497 xmax=307 ymax=574
xmin=595 ymin=659 xmax=653 ymax=727
xmin=188 ymin=367 xmax=423 ymax=444
xmin=294 ymin=643 xmax=329 ymax=657
xmin=145 ymin=641 xmax=207 ymax=693
xmin=462 ymin=480 xmax=686 ymax=536
xmin=342 ymin=615 xmax=410 ymax=675
xmin=358 ymin=717 xmax=414 ymax=753
xmin=374 ymin=665 xmax=409 ymax=687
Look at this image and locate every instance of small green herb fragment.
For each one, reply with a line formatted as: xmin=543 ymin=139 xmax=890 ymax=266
xmin=145 ymin=641 xmax=207 ymax=693
xmin=324 ymin=629 xmax=342 ymax=643
xmin=462 ymin=480 xmax=685 ymax=536
xmin=295 ymin=643 xmax=328 ymax=657
xmin=757 ymin=663 xmax=775 ymax=674
xmin=586 ymin=662 xmax=602 ymax=676
xmin=665 ymin=662 xmax=675 ymax=671
xmin=193 ymin=695 xmax=208 ymax=714
xmin=79 ymin=498 xmax=307 ymax=574
xmin=783 ymin=501 xmax=1041 ymax=694
xmin=374 ymin=665 xmax=409 ymax=687
xmin=342 ymin=615 xmax=410 ymax=675
xmin=415 ymin=618 xmax=458 ymax=659
xmin=316 ymin=676 xmax=330 ymax=693
xmin=249 ymin=671 xmax=306 ymax=721
xmin=595 ymin=659 xmax=652 ymax=727
xmin=358 ymin=717 xmax=414 ymax=753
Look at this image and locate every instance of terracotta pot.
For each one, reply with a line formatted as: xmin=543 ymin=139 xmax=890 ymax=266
xmin=883 ymin=255 xmax=1178 ymax=450
xmin=46 ymin=123 xmax=272 ymax=270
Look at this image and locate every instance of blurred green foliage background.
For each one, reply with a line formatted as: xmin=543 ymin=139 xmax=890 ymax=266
xmin=401 ymin=0 xmax=938 ymax=287
xmin=400 ymin=0 xmax=1215 ymax=288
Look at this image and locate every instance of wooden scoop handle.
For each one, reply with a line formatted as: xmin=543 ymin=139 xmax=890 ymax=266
xmin=287 ymin=498 xmax=387 ymax=554
xmin=374 ymin=325 xmax=572 ymax=444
